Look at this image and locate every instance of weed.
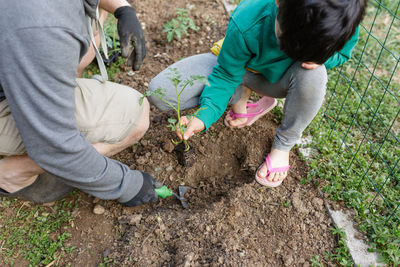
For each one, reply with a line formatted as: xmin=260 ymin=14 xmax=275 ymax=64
xmin=141 ymin=68 xmax=208 ymax=151
xmin=103 ymin=15 xmax=120 ymax=56
xmin=310 ymin=255 xmax=323 ymax=267
xmin=0 ymin=197 xmax=79 ymax=266
xmin=298 ymin=0 xmax=400 ymax=264
xmin=271 ymin=100 xmax=284 ymax=124
xmin=282 ymin=200 xmax=291 ymax=208
xmin=163 ymin=8 xmax=199 ymax=42
xmin=82 ymin=14 xmax=125 ymax=81
xmin=323 ymin=226 xmax=353 ymax=266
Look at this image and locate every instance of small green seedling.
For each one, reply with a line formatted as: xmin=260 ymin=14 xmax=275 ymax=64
xmin=140 ymin=68 xmax=208 ymax=152
xmin=103 ymin=15 xmax=120 ymax=55
xmin=163 ymin=8 xmax=199 ymax=42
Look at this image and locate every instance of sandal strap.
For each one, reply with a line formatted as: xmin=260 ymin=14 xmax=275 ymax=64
xmin=230 ymin=103 xmax=264 ymax=120
xmin=246 ymin=102 xmax=258 ymax=107
xmin=265 ymin=154 xmax=290 ymax=173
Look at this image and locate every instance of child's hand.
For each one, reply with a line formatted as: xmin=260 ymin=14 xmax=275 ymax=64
xmin=176 ymin=116 xmax=205 ymax=140
xmin=301 ymin=62 xmax=321 ymax=70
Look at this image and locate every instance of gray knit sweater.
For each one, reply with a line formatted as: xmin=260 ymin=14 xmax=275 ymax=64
xmin=0 ymin=0 xmax=143 ymax=202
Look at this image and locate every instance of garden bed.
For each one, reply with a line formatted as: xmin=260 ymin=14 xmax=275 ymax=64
xmin=1 ymin=0 xmax=340 ymax=266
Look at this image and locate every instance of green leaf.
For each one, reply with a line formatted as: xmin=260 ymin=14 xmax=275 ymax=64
xmin=167 ymin=32 xmax=174 ymax=42
xmin=166 ymin=124 xmax=176 ymax=131
xmin=175 ymin=29 xmax=182 ymax=40
xmin=168 ymin=118 xmax=177 ymax=124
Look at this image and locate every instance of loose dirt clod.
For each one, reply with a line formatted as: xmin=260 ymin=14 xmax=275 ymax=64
xmin=174 ymin=142 xmax=196 ymax=167
xmin=93 ymin=204 xmax=105 ymax=215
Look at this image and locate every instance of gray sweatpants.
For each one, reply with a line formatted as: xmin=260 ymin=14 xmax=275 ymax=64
xmin=148 ymin=53 xmax=327 ymax=151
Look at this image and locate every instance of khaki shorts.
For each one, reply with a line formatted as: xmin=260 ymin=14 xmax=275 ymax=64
xmin=0 ymin=78 xmax=144 ymax=156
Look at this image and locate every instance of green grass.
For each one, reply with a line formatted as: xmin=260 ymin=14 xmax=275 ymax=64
xmin=0 ymin=194 xmax=80 ymax=266
xmin=303 ymin=0 xmax=400 ymax=264
xmin=323 ymin=226 xmax=354 ymax=266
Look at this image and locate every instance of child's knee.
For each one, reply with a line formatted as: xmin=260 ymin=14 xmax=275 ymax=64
xmin=291 ymin=63 xmax=327 ymax=98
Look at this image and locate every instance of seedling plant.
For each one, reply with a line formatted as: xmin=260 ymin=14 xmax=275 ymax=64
xmin=141 ymin=68 xmax=208 ymax=152
xmin=102 ymin=15 xmax=121 ymax=67
xmin=163 ymin=8 xmax=199 ymax=42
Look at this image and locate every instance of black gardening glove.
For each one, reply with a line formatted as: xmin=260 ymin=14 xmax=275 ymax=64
xmin=114 ymin=6 xmax=146 ymax=71
xmin=122 ymin=172 xmax=161 ymax=207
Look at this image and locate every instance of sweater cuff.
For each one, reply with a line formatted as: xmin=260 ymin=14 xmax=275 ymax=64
xmin=197 ymin=105 xmax=217 ymax=130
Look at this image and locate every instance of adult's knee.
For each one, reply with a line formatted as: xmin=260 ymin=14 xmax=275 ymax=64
xmin=133 ymin=97 xmax=150 ymax=140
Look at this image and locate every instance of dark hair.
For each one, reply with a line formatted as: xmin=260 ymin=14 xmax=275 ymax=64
xmin=277 ymin=0 xmax=368 ymax=64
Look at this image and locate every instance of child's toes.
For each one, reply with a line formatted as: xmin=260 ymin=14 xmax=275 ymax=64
xmin=272 ymin=171 xmax=287 ymax=182
xmin=269 ymin=172 xmax=279 ymax=182
xmin=257 ymin=163 xmax=269 ymax=178
xmin=229 ymin=117 xmax=247 ymax=127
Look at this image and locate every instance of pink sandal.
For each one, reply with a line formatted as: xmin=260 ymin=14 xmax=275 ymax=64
xmin=224 ymin=96 xmax=277 ymax=128
xmin=255 ymin=154 xmax=290 ymax=187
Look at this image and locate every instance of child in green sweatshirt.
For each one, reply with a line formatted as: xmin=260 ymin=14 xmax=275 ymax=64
xmin=148 ymin=0 xmax=367 ymax=187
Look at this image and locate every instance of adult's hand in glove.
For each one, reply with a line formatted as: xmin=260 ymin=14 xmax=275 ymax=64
xmin=114 ymin=6 xmax=146 ymax=71
xmin=122 ymin=172 xmax=162 ymax=207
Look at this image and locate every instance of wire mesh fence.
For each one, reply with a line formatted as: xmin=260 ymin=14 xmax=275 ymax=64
xmin=309 ymin=0 xmax=399 ymax=263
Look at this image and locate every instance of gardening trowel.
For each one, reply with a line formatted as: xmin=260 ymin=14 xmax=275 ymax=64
xmin=155 ymin=185 xmax=191 ymax=208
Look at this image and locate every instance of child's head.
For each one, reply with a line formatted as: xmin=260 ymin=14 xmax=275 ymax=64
xmin=276 ymin=0 xmax=368 ymax=64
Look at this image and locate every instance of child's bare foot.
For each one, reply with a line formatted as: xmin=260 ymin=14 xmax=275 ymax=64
xmin=225 ymin=99 xmax=249 ymax=127
xmin=225 ymin=86 xmax=252 ymax=127
xmin=256 ymin=148 xmax=290 ymax=187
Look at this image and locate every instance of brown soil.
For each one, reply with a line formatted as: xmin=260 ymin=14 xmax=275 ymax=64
xmin=3 ymin=0 xmax=339 ymax=266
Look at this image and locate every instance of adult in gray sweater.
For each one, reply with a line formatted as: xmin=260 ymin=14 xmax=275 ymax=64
xmin=0 ymin=0 xmax=159 ymax=206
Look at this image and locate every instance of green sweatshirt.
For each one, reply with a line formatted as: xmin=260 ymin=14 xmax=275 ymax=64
xmin=198 ymin=0 xmax=359 ymax=129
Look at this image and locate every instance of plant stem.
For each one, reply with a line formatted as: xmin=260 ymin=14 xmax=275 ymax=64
xmin=175 ymin=83 xmax=184 ymax=144
xmin=176 ymin=81 xmax=193 ymax=151
xmin=183 ymin=140 xmax=190 ymax=151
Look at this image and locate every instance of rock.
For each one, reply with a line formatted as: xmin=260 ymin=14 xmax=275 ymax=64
xmin=93 ymin=204 xmax=105 ymax=215
xmin=154 ymin=166 xmax=161 ymax=172
xmin=129 ymin=214 xmax=142 ymax=225
xmin=102 ymin=248 xmax=110 ymax=258
xmin=183 ymin=252 xmax=195 ymax=267
xmin=166 ymin=165 xmax=173 ymax=172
